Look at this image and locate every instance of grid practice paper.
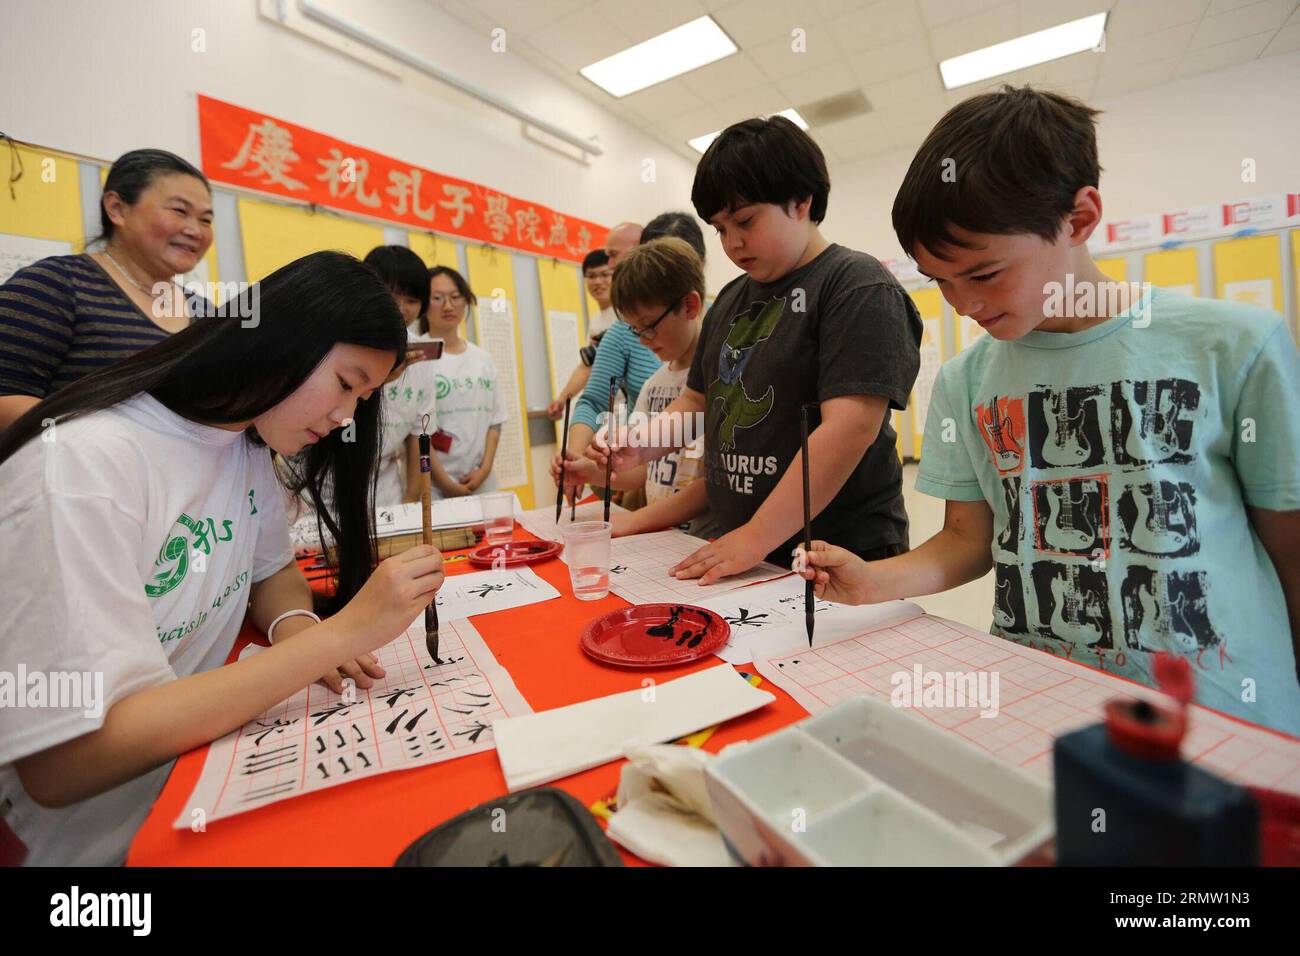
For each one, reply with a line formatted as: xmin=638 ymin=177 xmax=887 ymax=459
xmin=750 ymin=611 xmax=1300 ymax=795
xmin=175 ymin=618 xmax=531 ymax=826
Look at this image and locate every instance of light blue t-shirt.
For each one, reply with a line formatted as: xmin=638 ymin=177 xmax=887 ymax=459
xmin=917 ymin=287 xmax=1300 ymax=735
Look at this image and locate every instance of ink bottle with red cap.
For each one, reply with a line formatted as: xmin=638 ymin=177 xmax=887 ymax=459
xmin=1053 ymin=654 xmax=1258 ymax=865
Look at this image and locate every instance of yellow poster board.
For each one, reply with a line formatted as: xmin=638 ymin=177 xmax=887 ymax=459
xmin=0 ymin=143 xmax=83 ymax=243
xmin=537 ymin=258 xmax=586 ymax=444
xmin=0 ymin=143 xmax=85 ymax=284
xmin=238 ymin=197 xmax=383 ymax=281
xmin=1213 ymin=234 xmax=1282 ymax=312
xmin=465 ymin=245 xmax=535 ymax=509
xmin=1096 ymin=257 xmax=1128 ymax=282
xmin=407 ymin=232 xmax=459 ymax=270
xmin=1292 ymin=230 xmax=1300 ymax=340
xmin=1143 ymin=247 xmax=1199 ymax=296
xmin=908 ymin=287 xmax=944 ymax=462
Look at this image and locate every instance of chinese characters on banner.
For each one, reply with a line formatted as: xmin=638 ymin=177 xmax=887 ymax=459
xmin=197 ymin=94 xmax=608 ymax=263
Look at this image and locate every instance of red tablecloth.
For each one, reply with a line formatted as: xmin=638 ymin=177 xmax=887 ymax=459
xmin=127 ymin=526 xmax=810 ymax=866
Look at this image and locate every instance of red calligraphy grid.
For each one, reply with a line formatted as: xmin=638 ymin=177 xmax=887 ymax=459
xmin=755 ymin=612 xmax=1300 ymax=794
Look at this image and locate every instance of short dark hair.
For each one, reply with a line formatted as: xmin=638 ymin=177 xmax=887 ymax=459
xmin=364 ymin=245 xmax=431 ymax=318
xmin=97 ymin=148 xmax=210 ymax=243
xmin=892 ymin=85 xmax=1102 ymax=260
xmin=692 ymin=115 xmax=830 ymax=224
xmin=581 ymin=249 xmax=609 ymax=275
xmin=641 ymin=211 xmax=706 ymax=261
xmin=424 ymin=264 xmax=476 ymax=336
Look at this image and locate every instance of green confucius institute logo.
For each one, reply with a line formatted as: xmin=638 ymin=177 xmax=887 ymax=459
xmin=147 ymin=515 xmax=195 ymax=597
xmin=436 ymin=374 xmax=452 ymax=400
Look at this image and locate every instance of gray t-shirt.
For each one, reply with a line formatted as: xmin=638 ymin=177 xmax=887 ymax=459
xmin=687 ymin=243 xmax=922 ymax=562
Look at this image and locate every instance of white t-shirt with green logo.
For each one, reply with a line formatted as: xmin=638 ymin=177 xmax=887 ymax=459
xmin=0 ymin=394 xmax=293 ymax=865
xmin=377 ymin=360 xmax=439 ymax=508
xmin=428 ymin=342 xmax=508 ymax=498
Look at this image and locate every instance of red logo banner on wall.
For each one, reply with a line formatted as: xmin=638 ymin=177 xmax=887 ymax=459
xmin=197 ymin=94 xmax=607 ymax=263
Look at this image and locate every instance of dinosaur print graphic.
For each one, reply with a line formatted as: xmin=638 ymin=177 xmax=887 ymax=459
xmin=707 ymin=297 xmax=784 ymax=451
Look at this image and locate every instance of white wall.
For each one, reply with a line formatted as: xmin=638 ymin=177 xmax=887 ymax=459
xmin=822 ymin=50 xmax=1300 ymax=261
xmin=0 ymin=0 xmax=737 ymax=290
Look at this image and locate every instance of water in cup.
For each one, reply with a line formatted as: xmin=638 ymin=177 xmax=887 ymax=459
xmin=572 ymin=566 xmax=611 ymax=601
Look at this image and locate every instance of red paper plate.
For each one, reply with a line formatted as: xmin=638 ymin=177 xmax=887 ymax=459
xmin=580 ymin=604 xmax=731 ymax=668
xmin=468 ymin=539 xmax=563 ymax=568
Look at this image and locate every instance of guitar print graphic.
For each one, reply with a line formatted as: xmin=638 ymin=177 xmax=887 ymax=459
xmin=1041 ymin=390 xmax=1091 ymax=467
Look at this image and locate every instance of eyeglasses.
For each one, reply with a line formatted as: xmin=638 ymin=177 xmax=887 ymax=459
xmin=622 ymin=301 xmax=677 ymax=342
xmin=585 ymin=269 xmax=614 ymax=281
xmin=430 ymin=293 xmax=466 ymax=307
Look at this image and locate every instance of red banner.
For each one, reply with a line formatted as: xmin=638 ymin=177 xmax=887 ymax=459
xmin=197 ymin=94 xmax=607 ymax=263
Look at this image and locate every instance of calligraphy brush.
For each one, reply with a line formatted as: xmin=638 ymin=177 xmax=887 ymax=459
xmin=556 ymin=396 xmax=572 ymax=523
xmin=801 ymin=404 xmax=814 ymax=647
xmin=603 ymin=375 xmax=616 ymax=523
xmin=419 ymin=416 xmax=440 ymax=663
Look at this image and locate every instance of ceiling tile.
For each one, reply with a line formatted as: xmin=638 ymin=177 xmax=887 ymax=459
xmin=1100 ymin=20 xmax=1198 ymax=64
xmin=678 ymin=50 xmax=771 ymax=99
xmin=1207 ymin=0 xmax=1274 ymax=13
xmin=618 ymin=76 xmax=709 ymax=120
xmin=469 ymin=0 xmax=590 ymax=38
xmin=861 ymin=64 xmax=944 ymax=107
xmin=529 ymin=7 xmax=632 ymax=70
xmin=1188 ymin=0 xmax=1295 ymax=49
xmin=1018 ymin=0 xmax=1114 ymax=34
xmin=813 ymin=111 xmax=888 ymax=149
xmin=870 ymin=93 xmax=948 ymax=131
xmin=824 ymin=0 xmax=925 ymax=55
xmin=776 ymin=59 xmax=862 ymax=106
xmin=591 ymin=0 xmax=710 ymax=44
xmin=712 ymin=82 xmax=796 ymax=124
xmin=1044 ymin=76 xmax=1099 ymax=101
xmin=846 ymin=33 xmax=935 ymax=85
xmin=1177 ymin=29 xmax=1273 ymax=74
xmin=660 ymin=104 xmax=729 ymax=142
xmin=1091 ymin=55 xmax=1179 ymax=97
xmin=928 ymin=1 xmax=1021 ymax=62
xmin=1042 ymin=49 xmax=1104 ymax=84
xmin=1262 ymin=7 xmax=1300 ymax=53
xmin=711 ymin=0 xmax=816 ymax=48
xmin=1106 ymin=0 xmax=1209 ymax=39
xmin=748 ymin=27 xmax=848 ymax=80
xmin=919 ymin=0 xmax=1009 ymax=28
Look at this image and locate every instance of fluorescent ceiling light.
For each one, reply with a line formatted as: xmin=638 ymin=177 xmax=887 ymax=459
xmin=688 ymin=109 xmax=810 ymax=154
xmin=581 ymin=16 xmax=737 ymax=98
xmin=939 ymin=12 xmax=1108 ymax=90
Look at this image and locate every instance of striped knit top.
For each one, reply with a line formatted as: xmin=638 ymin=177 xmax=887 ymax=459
xmin=570 ymin=320 xmax=664 ymax=432
xmin=0 ymin=254 xmax=192 ymax=399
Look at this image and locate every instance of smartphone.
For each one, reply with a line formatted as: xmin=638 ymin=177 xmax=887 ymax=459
xmin=409 ymin=340 xmax=445 ymax=361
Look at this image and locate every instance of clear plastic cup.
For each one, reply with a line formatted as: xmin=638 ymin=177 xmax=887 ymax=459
xmin=481 ymin=492 xmax=515 ymax=545
xmin=561 ymin=520 xmax=612 ymax=600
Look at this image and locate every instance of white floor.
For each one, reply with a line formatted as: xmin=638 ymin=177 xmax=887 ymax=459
xmin=901 ymin=462 xmax=995 ymax=633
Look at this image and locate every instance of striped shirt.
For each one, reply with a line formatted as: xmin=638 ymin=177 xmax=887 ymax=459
xmin=571 ymin=320 xmax=664 ymax=432
xmin=0 ymin=254 xmax=190 ymax=398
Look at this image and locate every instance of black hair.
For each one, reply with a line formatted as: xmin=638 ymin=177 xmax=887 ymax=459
xmin=95 ymin=148 xmax=211 ymax=244
xmin=0 ymin=251 xmax=406 ymax=614
xmin=423 ymin=265 xmax=477 ymax=336
xmin=691 ymin=115 xmax=830 ymax=225
xmin=641 ymin=211 xmax=706 ymax=262
xmin=581 ymin=249 xmax=610 ymax=275
xmin=364 ymin=245 xmax=431 ymax=319
xmin=892 ymin=85 xmax=1103 ymax=260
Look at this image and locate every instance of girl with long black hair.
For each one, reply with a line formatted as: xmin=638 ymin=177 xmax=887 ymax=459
xmin=0 ymin=250 xmax=444 ymax=865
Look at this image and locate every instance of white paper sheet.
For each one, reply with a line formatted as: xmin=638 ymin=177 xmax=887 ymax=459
xmin=693 ymin=577 xmax=923 ymax=665
xmin=515 ymin=501 xmax=627 ymax=543
xmin=433 ymin=566 xmax=561 ymax=620
xmin=603 ymin=530 xmax=790 ymax=604
xmin=493 ymin=665 xmax=775 ymax=791
xmin=174 ymin=618 xmax=532 ymax=826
